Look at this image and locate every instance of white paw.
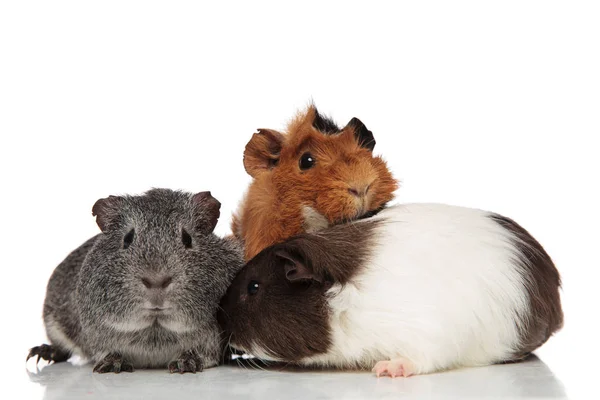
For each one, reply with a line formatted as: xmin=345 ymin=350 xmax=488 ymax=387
xmin=372 ymin=358 xmax=416 ymax=378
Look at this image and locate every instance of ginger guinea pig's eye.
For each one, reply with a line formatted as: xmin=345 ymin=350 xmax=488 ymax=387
xmin=299 ymin=152 xmax=316 ymax=170
xmin=247 ymin=280 xmax=260 ymax=295
xmin=123 ymin=228 xmax=135 ymax=249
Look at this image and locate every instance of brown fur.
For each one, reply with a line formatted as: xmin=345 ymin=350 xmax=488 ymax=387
xmin=489 ymin=214 xmax=564 ymax=358
xmin=232 ymin=106 xmax=398 ymax=260
xmin=218 ymin=220 xmax=381 ymax=361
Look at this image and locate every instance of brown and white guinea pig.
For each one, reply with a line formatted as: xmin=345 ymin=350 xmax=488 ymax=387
xmin=219 ymin=203 xmax=563 ymax=377
xmin=231 ymin=105 xmax=399 ymax=260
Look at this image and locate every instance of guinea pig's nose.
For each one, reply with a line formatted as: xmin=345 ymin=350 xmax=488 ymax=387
xmin=141 ymin=275 xmax=173 ymax=289
xmin=348 ymin=183 xmax=371 ymax=197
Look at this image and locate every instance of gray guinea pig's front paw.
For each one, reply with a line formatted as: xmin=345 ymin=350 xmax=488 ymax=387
xmin=168 ymin=350 xmax=204 ymax=374
xmin=93 ymin=353 xmax=134 ymax=373
xmin=27 ymin=344 xmax=71 ymax=365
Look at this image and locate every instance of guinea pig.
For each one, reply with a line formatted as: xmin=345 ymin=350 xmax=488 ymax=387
xmin=219 ymin=203 xmax=563 ymax=377
xmin=27 ymin=188 xmax=244 ymax=373
xmin=231 ymin=105 xmax=399 ymax=260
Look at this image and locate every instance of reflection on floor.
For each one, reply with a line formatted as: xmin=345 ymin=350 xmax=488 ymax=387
xmin=27 ymin=355 xmax=567 ymax=400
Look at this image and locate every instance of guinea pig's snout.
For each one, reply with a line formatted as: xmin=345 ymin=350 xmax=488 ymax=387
xmin=141 ymin=274 xmax=173 ymax=308
xmin=141 ymin=275 xmax=173 ymax=289
xmin=348 ymin=180 xmax=373 ymax=198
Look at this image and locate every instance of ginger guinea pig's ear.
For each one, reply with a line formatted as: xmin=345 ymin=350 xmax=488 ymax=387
xmin=192 ymin=191 xmax=221 ymax=233
xmin=343 ymin=117 xmax=376 ymax=151
xmin=91 ymin=195 xmax=123 ymax=232
xmin=243 ymin=129 xmax=284 ymax=177
xmin=309 ymin=106 xmax=341 ymax=134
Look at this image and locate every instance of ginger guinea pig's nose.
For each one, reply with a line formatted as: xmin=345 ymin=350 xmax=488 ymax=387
xmin=348 ymin=182 xmax=372 ymax=198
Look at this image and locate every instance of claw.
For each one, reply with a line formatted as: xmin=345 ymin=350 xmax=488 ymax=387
xmin=121 ymin=363 xmax=134 ymax=373
xmin=168 ymin=350 xmax=203 ymax=374
xmin=27 ymin=344 xmax=71 ymax=365
xmin=93 ymin=353 xmax=133 ymax=374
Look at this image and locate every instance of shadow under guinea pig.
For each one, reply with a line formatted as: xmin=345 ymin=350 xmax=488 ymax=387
xmin=27 ymin=355 xmax=566 ymax=400
xmin=217 ymin=355 xmax=568 ymax=399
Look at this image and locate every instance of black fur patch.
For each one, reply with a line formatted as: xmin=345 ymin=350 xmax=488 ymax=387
xmin=488 ymin=214 xmax=563 ymax=359
xmin=219 ymin=219 xmax=381 ymax=362
xmin=346 ymin=117 xmax=375 ymax=151
xmin=312 ymin=108 xmax=341 ymax=134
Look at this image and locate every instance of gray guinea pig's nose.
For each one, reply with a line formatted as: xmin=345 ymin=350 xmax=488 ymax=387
xmin=141 ymin=275 xmax=173 ymax=289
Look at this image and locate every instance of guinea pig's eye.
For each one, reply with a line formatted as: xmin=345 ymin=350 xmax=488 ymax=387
xmin=181 ymin=228 xmax=192 ymax=249
xmin=299 ymin=152 xmax=316 ymax=170
xmin=123 ymin=228 xmax=135 ymax=249
xmin=247 ymin=280 xmax=260 ymax=295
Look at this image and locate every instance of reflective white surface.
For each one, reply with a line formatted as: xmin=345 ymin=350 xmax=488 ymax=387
xmin=23 ymin=356 xmax=568 ymax=400
xmin=3 ymin=1 xmax=599 ymax=399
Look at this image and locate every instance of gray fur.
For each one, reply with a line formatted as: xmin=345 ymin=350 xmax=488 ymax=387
xmin=31 ymin=188 xmax=244 ymax=373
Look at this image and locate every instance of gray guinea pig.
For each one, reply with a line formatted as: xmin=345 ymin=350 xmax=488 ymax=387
xmin=28 ymin=188 xmax=244 ymax=373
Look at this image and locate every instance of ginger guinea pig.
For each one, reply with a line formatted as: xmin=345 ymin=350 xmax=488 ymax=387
xmin=232 ymin=105 xmax=398 ymax=260
xmin=220 ymin=203 xmax=563 ymax=377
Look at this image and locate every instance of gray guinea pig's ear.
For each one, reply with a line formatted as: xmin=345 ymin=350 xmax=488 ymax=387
xmin=275 ymin=249 xmax=323 ymax=285
xmin=192 ymin=191 xmax=221 ymax=233
xmin=91 ymin=195 xmax=123 ymax=232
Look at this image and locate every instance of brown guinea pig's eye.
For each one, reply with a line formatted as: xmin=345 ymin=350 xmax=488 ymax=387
xmin=247 ymin=281 xmax=260 ymax=295
xmin=299 ymin=152 xmax=316 ymax=170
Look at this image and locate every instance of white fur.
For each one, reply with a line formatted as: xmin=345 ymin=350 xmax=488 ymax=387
xmin=46 ymin=316 xmax=84 ymax=357
xmin=298 ymin=203 xmax=532 ymax=374
xmin=302 ymin=206 xmax=330 ymax=233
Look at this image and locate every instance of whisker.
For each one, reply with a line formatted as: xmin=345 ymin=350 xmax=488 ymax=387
xmin=278 ymin=361 xmax=294 ymax=372
xmin=221 ymin=332 xmax=234 ymax=364
xmin=236 ymin=357 xmax=248 ymax=371
xmin=248 ymin=358 xmax=259 ymax=371
xmin=249 ymin=358 xmax=268 ymax=372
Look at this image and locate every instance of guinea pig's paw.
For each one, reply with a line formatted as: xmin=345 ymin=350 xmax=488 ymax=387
xmin=168 ymin=350 xmax=204 ymax=374
xmin=93 ymin=353 xmax=134 ymax=374
xmin=26 ymin=344 xmax=70 ymax=365
xmin=372 ymin=357 xmax=416 ymax=378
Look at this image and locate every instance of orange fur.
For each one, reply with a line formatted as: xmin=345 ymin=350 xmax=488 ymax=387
xmin=233 ymin=106 xmax=399 ymax=260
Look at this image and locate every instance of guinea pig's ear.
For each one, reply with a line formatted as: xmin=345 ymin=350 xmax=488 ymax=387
xmin=343 ymin=117 xmax=376 ymax=151
xmin=91 ymin=195 xmax=123 ymax=232
xmin=275 ymin=249 xmax=323 ymax=284
xmin=192 ymin=191 xmax=221 ymax=233
xmin=310 ymin=106 xmax=341 ymax=134
xmin=243 ymin=129 xmax=284 ymax=177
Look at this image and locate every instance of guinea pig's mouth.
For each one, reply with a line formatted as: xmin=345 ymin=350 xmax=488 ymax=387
xmin=353 ymin=195 xmax=372 ymax=216
xmin=230 ymin=342 xmax=282 ymax=363
xmin=229 ymin=341 xmax=243 ymax=352
xmin=145 ymin=307 xmax=172 ymax=313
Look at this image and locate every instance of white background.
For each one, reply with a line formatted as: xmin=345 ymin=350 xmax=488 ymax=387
xmin=1 ymin=1 xmax=598 ymax=399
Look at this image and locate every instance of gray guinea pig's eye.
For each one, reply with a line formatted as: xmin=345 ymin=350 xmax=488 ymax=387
xmin=123 ymin=228 xmax=135 ymax=249
xmin=247 ymin=281 xmax=260 ymax=295
xmin=181 ymin=228 xmax=192 ymax=249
